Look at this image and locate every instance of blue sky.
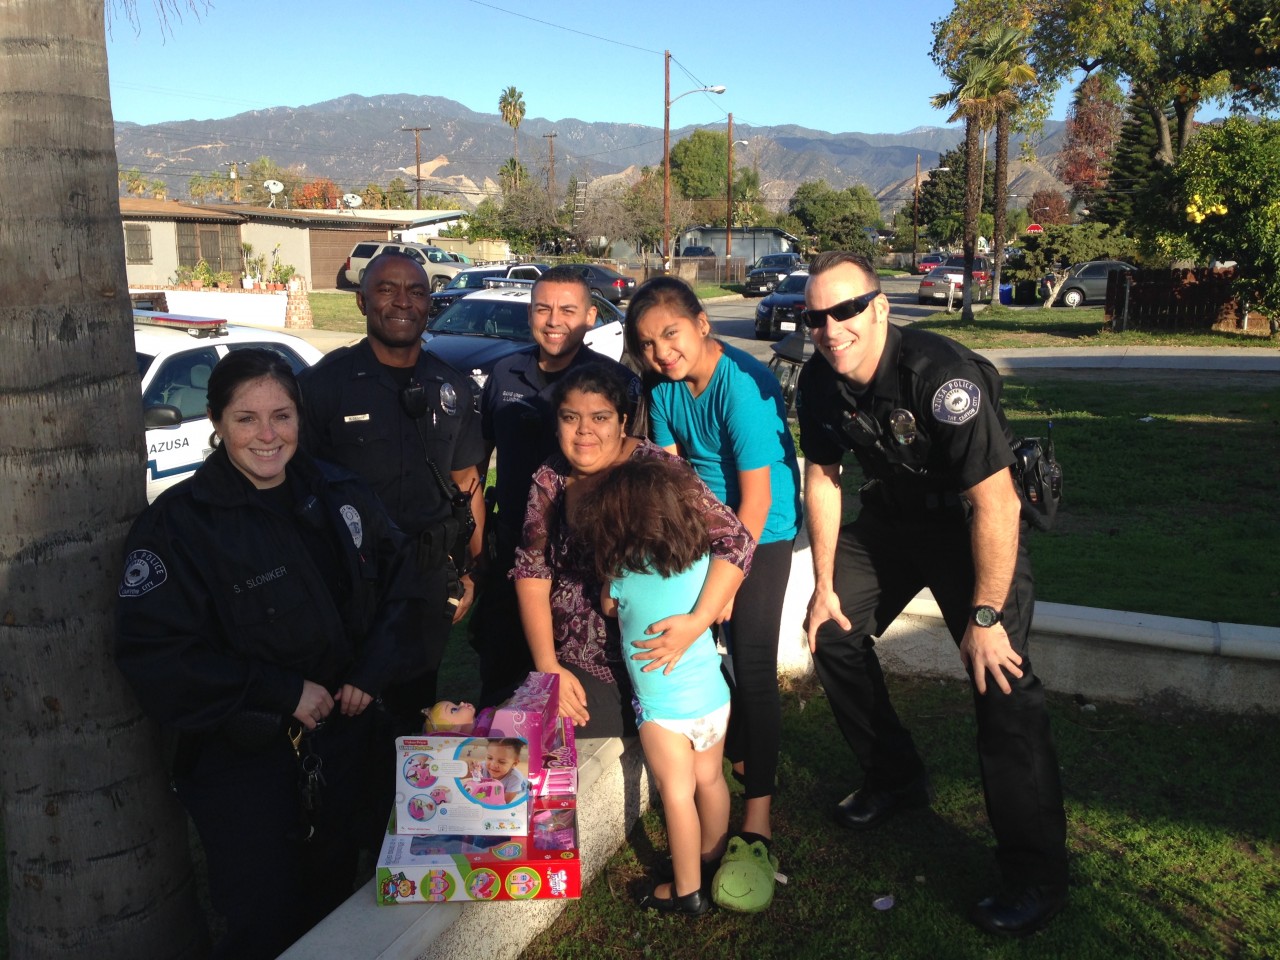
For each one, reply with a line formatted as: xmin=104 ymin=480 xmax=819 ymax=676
xmin=106 ymin=0 xmax=1079 ymax=135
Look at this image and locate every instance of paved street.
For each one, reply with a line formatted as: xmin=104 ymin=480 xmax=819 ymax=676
xmin=702 ymin=274 xmax=934 ymax=364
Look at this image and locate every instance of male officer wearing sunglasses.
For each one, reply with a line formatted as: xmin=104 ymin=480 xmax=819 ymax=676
xmin=796 ymin=251 xmax=1068 ymax=936
xmin=300 ymin=251 xmax=486 ymax=736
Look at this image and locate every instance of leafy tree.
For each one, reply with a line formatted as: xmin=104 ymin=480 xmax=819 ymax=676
xmin=238 ymin=156 xmax=301 ymax=206
xmin=1059 ymin=73 xmax=1125 ymax=214
xmin=293 ymin=177 xmax=340 ymax=209
xmin=2 ymin=2 xmax=207 ymax=955
xmin=498 ymin=158 xmax=529 ymax=196
xmin=1164 ymin=116 xmax=1280 ymax=320
xmin=465 ymin=197 xmax=506 ymax=241
xmin=385 ymin=177 xmax=411 ymax=209
xmin=788 ymin=180 xmax=881 ymax=250
xmin=360 ymin=182 xmax=386 ymax=210
xmin=498 ymin=86 xmax=525 ymax=187
xmin=187 ymin=171 xmax=228 ymax=203
xmin=1028 ymin=189 xmax=1070 ymax=226
xmin=1090 ymin=93 xmax=1167 ymax=230
xmin=1012 ymin=222 xmax=1138 ymax=279
xmin=916 ymin=146 xmax=994 ymax=231
xmin=669 ymin=129 xmax=730 ymax=200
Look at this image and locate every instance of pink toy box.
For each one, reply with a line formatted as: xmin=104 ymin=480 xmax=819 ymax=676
xmin=376 ymin=797 xmax=580 ymax=905
xmin=395 ymin=735 xmax=530 ymax=837
xmin=486 ymin=672 xmax=563 ymax=774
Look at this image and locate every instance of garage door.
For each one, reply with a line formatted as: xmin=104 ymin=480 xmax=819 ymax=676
xmin=310 ymin=229 xmax=390 ymax=289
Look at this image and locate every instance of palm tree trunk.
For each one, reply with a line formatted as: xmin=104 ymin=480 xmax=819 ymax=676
xmin=991 ymin=110 xmax=1011 ymax=298
xmin=961 ymin=117 xmax=982 ymax=322
xmin=0 ymin=2 xmax=206 ymax=956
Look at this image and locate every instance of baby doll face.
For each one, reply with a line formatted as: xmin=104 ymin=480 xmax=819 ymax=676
xmin=486 ymin=743 xmax=520 ymax=779
xmin=432 ymin=700 xmax=476 ymax=726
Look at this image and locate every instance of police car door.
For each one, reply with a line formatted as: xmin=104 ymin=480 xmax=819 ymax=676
xmin=140 ymin=345 xmax=221 ymax=501
xmin=582 ymin=295 xmax=626 ymax=363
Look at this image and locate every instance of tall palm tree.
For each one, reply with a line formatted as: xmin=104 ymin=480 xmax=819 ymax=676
xmin=498 ymin=86 xmax=526 ymax=188
xmin=968 ymin=26 xmax=1036 ymax=299
xmin=1 ymin=2 xmax=206 ymax=956
xmin=932 ymin=55 xmax=1002 ymax=321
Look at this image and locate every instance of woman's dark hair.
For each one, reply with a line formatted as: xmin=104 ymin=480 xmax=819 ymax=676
xmin=574 ymin=457 xmax=711 ymax=582
xmin=206 ymin=348 xmax=302 ymax=422
xmin=622 ymin=275 xmax=705 ymax=364
xmin=549 ymin=362 xmax=633 ymax=422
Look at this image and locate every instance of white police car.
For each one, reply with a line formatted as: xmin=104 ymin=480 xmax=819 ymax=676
xmin=135 ymin=311 xmax=323 ymax=501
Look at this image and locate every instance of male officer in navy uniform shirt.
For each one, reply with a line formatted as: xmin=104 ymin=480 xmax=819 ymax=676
xmin=471 ymin=265 xmax=640 ymax=705
xmin=796 ymin=251 xmax=1068 ymax=936
xmin=300 ymin=251 xmax=485 ymax=734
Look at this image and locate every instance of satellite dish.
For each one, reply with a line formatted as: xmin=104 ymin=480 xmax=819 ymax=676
xmin=342 ymin=193 xmax=363 ymax=208
xmin=263 ymin=179 xmax=285 ymax=208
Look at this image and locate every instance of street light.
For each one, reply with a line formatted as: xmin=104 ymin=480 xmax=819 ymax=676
xmin=726 ymin=113 xmax=748 ymax=268
xmin=663 ymin=49 xmax=724 ymax=269
xmin=912 ymin=155 xmax=949 ymax=270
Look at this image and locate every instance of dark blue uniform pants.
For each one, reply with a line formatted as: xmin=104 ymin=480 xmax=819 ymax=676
xmin=177 ymin=712 xmax=376 ymax=960
xmin=811 ymin=502 xmax=1068 ymax=887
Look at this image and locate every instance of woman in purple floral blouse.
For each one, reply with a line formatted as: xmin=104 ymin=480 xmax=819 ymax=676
xmin=513 ymin=363 xmax=754 ymax=738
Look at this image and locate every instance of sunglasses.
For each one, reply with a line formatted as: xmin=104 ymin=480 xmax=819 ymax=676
xmin=801 ymin=290 xmax=880 ymax=329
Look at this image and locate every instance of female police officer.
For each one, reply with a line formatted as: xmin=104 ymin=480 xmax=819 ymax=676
xmin=116 ymin=349 xmax=422 ymax=960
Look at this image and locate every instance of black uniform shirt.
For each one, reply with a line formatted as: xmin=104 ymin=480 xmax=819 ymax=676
xmin=299 ymin=339 xmax=485 ymax=537
xmin=480 ymin=345 xmax=640 ymax=533
xmin=796 ymin=324 xmax=1015 ymax=497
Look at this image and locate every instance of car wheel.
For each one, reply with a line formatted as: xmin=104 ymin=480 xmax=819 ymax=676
xmin=1061 ymin=288 xmax=1085 ymax=308
xmin=432 ymin=276 xmax=448 ymax=292
xmin=754 ymin=322 xmax=769 ymax=340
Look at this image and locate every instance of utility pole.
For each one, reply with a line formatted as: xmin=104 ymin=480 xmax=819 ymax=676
xmin=727 ymin=114 xmax=734 ymax=266
xmin=223 ymin=159 xmax=247 ymax=202
xmin=543 ymin=131 xmax=557 ymax=202
xmin=401 ymin=125 xmax=431 ymax=210
xmin=912 ymin=152 xmax=920 ymax=272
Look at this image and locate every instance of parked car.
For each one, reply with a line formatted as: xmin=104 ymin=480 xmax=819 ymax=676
xmin=1054 ymin=259 xmax=1137 ymax=308
xmin=917 ymin=264 xmax=985 ymax=304
xmin=753 ymin=271 xmax=809 ymax=339
xmin=135 ymin=311 xmax=323 ymax=502
xmin=744 ymin=253 xmax=807 ymax=296
xmin=939 ymin=254 xmax=991 ymax=285
xmin=558 ymin=263 xmax=637 ymax=304
xmin=421 ymin=286 xmax=626 ymax=406
xmin=915 ymin=253 xmax=946 ymax=275
xmin=428 ymin=263 xmax=547 ymax=317
xmin=679 ymin=245 xmax=716 ymax=258
xmin=342 ymin=240 xmax=464 ymax=290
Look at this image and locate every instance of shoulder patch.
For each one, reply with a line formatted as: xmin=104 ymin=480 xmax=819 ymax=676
xmin=118 ymin=549 xmax=167 ymax=598
xmin=340 ymin=504 xmax=364 ymax=548
xmin=931 ymin=378 xmax=981 ymax=425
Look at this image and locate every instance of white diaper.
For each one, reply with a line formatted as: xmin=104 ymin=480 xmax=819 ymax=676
xmin=644 ymin=701 xmax=731 ymax=752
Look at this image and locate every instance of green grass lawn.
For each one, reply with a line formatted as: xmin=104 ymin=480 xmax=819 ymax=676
xmin=523 ymin=675 xmax=1280 ymax=960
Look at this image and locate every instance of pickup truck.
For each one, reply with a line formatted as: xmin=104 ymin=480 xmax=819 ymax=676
xmin=744 ymin=253 xmax=807 ymax=296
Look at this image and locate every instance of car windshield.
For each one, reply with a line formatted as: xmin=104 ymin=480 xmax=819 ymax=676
xmin=777 ymin=274 xmax=808 ymax=294
xmin=426 ymin=298 xmax=532 ymax=341
xmin=448 ymin=271 xmax=500 ymax=290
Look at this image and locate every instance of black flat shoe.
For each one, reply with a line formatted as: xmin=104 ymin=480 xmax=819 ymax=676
xmin=970 ymin=883 xmax=1068 ymax=936
xmin=835 ymin=774 xmax=933 ymax=831
xmin=639 ymin=884 xmax=711 ymax=916
xmin=651 ymin=856 xmax=720 ymax=891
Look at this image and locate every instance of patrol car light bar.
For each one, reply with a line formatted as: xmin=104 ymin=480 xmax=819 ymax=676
xmin=134 ymin=311 xmax=229 ymax=338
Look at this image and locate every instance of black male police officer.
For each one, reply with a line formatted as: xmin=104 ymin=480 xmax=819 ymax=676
xmin=299 ymin=251 xmax=485 ymax=735
xmin=796 ymin=251 xmax=1068 ymax=936
xmin=470 ymin=265 xmax=641 ymax=706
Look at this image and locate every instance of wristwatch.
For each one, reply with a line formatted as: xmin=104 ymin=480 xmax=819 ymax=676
xmin=972 ymin=605 xmax=1003 ymax=628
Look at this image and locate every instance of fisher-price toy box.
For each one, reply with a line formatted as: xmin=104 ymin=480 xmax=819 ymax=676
xmin=376 ymin=797 xmax=581 ymax=905
xmin=395 ymin=734 xmax=530 ymax=837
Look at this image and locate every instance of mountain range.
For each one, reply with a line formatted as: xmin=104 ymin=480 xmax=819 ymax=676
xmin=113 ymin=92 xmax=1070 ymax=213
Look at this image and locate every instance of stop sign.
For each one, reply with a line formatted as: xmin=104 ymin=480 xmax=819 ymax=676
xmin=1026 ymin=223 xmax=1044 ymax=233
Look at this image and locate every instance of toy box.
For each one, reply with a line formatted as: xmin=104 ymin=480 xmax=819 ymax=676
xmin=486 ymin=672 xmax=561 ymax=771
xmin=527 ymin=715 xmax=578 ymax=797
xmin=376 ymin=797 xmax=580 ymax=904
xmin=395 ymin=735 xmax=530 ymax=837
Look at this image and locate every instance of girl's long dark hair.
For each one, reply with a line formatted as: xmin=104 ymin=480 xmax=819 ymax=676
xmin=573 ymin=457 xmax=710 ymax=582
